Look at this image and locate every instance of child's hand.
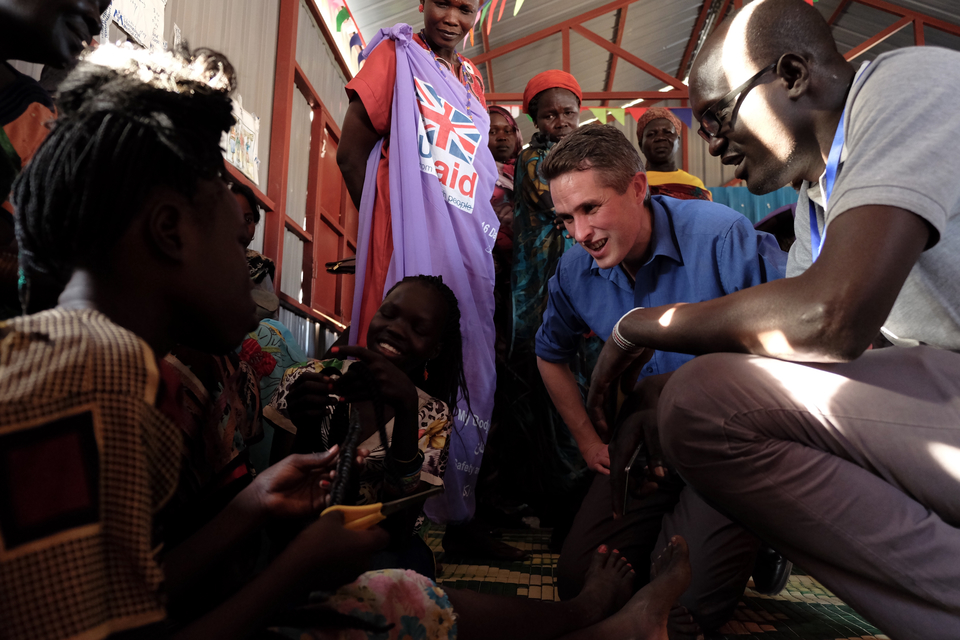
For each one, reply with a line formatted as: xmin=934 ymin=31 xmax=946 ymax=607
xmin=287 ymin=371 xmax=338 ymax=432
xmin=295 ymin=511 xmax=390 ymax=589
xmin=330 ymin=346 xmax=419 ymax=414
xmin=253 ymin=447 xmax=341 ymax=519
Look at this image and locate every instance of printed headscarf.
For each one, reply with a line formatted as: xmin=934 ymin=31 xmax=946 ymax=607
xmin=636 ymin=107 xmax=683 ymax=141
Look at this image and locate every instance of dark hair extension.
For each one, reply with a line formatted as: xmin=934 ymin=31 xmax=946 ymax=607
xmin=385 ymin=275 xmax=472 ymax=425
xmin=12 ymin=44 xmax=237 ymax=307
xmin=230 ymin=180 xmax=261 ymax=224
xmin=329 ymin=362 xmax=388 ymax=506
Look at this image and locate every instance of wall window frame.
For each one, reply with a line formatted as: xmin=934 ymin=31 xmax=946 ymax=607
xmin=264 ymin=0 xmax=358 ymax=333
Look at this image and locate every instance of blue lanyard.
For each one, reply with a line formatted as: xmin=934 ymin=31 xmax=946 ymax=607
xmin=809 ymin=108 xmax=846 ymax=262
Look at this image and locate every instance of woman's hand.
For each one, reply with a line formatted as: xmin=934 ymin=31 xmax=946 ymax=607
xmin=287 ymin=371 xmax=338 ymax=432
xmin=292 ymin=511 xmax=390 ymax=590
xmin=552 ymin=213 xmax=572 ymax=240
xmin=253 ymin=447 xmax=343 ymax=519
xmin=331 ymin=346 xmax=420 ymax=414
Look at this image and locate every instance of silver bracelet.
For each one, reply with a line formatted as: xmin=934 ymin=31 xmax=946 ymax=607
xmin=611 ymin=309 xmax=644 ymax=354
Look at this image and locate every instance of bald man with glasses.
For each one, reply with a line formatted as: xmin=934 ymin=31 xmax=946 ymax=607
xmin=587 ymin=1 xmax=960 ymax=639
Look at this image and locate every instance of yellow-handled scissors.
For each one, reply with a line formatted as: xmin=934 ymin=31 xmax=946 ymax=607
xmin=321 ymin=485 xmax=444 ymax=530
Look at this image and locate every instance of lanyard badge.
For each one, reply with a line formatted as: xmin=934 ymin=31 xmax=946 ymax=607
xmin=809 ymin=108 xmax=846 ymax=263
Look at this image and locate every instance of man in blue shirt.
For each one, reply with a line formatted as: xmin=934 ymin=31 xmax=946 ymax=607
xmin=535 ymin=124 xmax=787 ymax=636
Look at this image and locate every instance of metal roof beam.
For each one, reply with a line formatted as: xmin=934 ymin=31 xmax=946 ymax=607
xmin=486 ymin=90 xmax=688 ymax=102
xmin=481 ymin=27 xmax=495 ymax=93
xmin=843 ymin=15 xmax=912 ymax=60
xmin=851 ymin=0 xmax=960 ymax=38
xmin=471 ymin=0 xmax=639 ymax=64
xmin=571 ymin=24 xmax=687 ymax=90
xmin=715 ymin=0 xmax=733 ymax=26
xmin=601 ymin=6 xmax=629 ymax=107
xmin=827 ymin=0 xmax=855 ymax=25
xmin=676 ymin=0 xmax=723 ymax=82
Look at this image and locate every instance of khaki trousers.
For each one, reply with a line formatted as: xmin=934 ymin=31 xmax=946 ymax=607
xmin=660 ymin=346 xmax=960 ymax=640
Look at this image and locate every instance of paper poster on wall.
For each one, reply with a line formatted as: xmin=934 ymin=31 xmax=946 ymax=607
xmin=105 ymin=0 xmax=167 ymax=50
xmin=223 ymin=96 xmax=261 ymax=186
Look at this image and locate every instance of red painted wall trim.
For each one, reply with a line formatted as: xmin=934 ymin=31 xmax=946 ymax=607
xmin=265 ymin=0 xmax=300 ymax=288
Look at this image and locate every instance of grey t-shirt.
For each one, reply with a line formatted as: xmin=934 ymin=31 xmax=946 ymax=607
xmin=788 ymin=47 xmax=960 ymax=350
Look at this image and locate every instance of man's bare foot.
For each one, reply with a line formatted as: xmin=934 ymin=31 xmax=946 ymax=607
xmin=573 ymin=544 xmax=636 ymax=625
xmin=561 ymin=536 xmax=691 ymax=640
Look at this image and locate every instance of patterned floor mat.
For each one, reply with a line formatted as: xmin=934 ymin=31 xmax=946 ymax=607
xmin=424 ymin=527 xmax=889 ymax=640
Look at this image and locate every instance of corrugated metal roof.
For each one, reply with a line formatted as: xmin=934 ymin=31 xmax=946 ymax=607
xmin=347 ymin=0 xmax=709 ymax=149
xmin=816 ymin=0 xmax=960 ymax=60
xmin=346 ymin=0 xmax=958 ymax=184
xmin=348 ymin=0 xmax=702 ymax=100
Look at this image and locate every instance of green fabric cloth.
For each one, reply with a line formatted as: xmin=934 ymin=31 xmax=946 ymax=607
xmin=509 ymin=133 xmax=572 ymax=355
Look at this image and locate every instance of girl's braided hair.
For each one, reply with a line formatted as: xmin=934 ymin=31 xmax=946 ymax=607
xmin=13 ymin=44 xmax=236 ymax=302
xmin=385 ymin=275 xmax=471 ymax=422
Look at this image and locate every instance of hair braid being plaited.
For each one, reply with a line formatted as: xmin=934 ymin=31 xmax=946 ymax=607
xmin=328 ymin=361 xmax=389 ymax=506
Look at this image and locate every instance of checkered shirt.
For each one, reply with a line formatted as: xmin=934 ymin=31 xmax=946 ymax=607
xmin=0 ymin=309 xmax=182 ymax=640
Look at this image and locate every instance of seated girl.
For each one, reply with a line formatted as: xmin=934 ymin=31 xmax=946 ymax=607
xmin=265 ymin=275 xmax=464 ymax=573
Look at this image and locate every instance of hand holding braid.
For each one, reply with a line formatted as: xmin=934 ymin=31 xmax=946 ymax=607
xmin=327 ymin=361 xmax=388 ymax=506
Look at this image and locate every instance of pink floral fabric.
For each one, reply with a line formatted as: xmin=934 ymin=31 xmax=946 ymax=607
xmin=291 ymin=569 xmax=457 ymax=640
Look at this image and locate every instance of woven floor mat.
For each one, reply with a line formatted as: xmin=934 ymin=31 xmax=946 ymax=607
xmin=424 ymin=527 xmax=889 ymax=640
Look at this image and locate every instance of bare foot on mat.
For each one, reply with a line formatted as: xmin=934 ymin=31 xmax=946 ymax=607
xmin=574 ymin=544 xmax=637 ymax=625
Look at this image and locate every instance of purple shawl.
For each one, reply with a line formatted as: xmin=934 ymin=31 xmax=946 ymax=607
xmin=350 ymin=24 xmax=499 ymax=523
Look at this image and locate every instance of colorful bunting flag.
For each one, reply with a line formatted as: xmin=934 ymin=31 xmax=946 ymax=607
xmin=590 ymin=108 xmax=607 ymax=122
xmin=456 ymin=0 xmax=527 ymax=40
xmin=479 ymin=1 xmax=491 ymax=34
xmin=486 ymin=0 xmax=498 ymax=34
xmin=609 ymin=108 xmax=625 ymax=125
xmin=669 ymin=108 xmax=693 ymax=128
xmin=625 ymin=107 xmax=647 ymax=122
xmin=336 ymin=7 xmax=350 ymax=32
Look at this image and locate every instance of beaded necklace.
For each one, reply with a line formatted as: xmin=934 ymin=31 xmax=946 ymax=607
xmin=418 ymin=29 xmax=475 ymax=118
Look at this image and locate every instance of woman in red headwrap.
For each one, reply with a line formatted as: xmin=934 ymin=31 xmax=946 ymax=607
xmin=497 ymin=71 xmax=601 ymax=551
xmin=511 ymin=70 xmax=582 ymax=354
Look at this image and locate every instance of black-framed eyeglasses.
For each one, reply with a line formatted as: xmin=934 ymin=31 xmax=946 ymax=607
xmin=697 ymin=62 xmax=778 ymax=141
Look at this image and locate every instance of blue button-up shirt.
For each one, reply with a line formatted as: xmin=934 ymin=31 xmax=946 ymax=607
xmin=535 ymin=195 xmax=788 ymax=378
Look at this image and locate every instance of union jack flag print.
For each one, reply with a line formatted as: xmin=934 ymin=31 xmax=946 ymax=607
xmin=415 ymin=77 xmax=481 ymax=164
